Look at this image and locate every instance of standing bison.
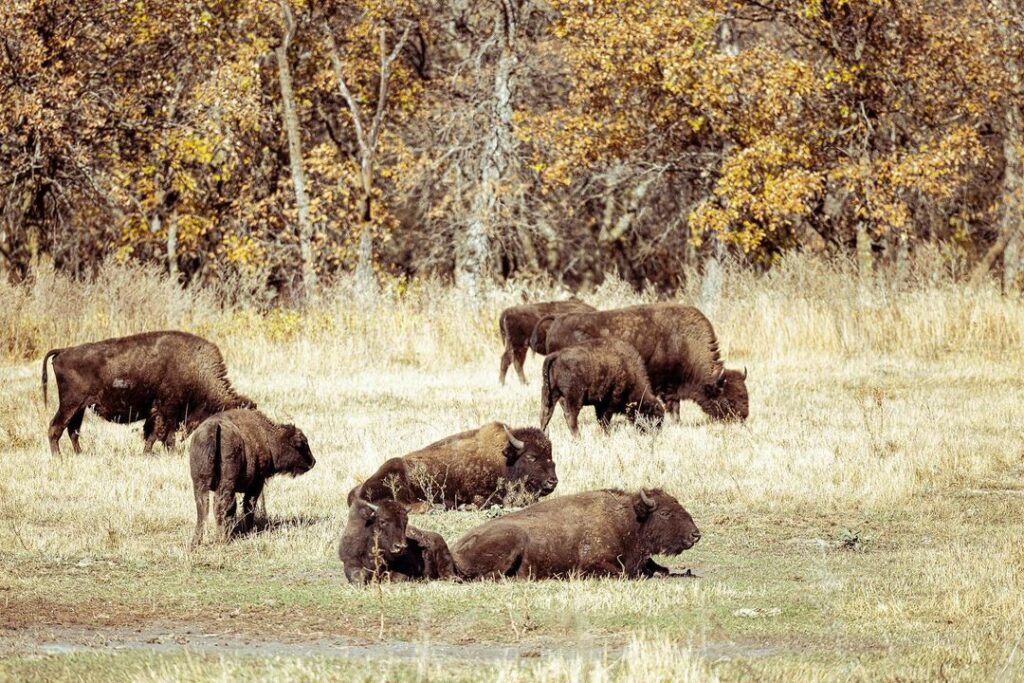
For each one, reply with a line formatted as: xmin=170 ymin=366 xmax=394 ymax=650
xmin=339 ymin=498 xmax=458 ymax=584
xmin=540 ymin=338 xmax=665 ymax=435
xmin=41 ymin=331 xmax=254 ymax=455
xmin=348 ymin=422 xmax=557 ymax=510
xmin=498 ymin=299 xmax=595 ymax=385
xmin=190 ymin=408 xmax=315 ymax=547
xmin=452 ymin=488 xmax=701 ymax=580
xmin=539 ymin=304 xmax=749 ymax=421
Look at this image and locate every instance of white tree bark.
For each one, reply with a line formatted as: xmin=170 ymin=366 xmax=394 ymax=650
xmin=277 ymin=0 xmax=316 ymax=297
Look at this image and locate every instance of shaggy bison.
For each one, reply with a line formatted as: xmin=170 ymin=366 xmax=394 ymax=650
xmin=540 ymin=338 xmax=665 ymax=435
xmin=339 ymin=498 xmax=458 ymax=584
xmin=452 ymin=488 xmax=701 ymax=580
xmin=41 ymin=331 xmax=254 ymax=455
xmin=498 ymin=299 xmax=595 ymax=385
xmin=348 ymin=422 xmax=557 ymax=510
xmin=190 ymin=409 xmax=315 ymax=547
xmin=539 ymin=304 xmax=749 ymax=421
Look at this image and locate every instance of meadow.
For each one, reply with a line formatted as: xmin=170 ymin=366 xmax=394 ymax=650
xmin=1 ymin=254 xmax=1023 ymax=682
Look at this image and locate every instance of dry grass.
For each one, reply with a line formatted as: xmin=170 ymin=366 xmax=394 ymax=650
xmin=2 ymin=255 xmax=1024 ymax=681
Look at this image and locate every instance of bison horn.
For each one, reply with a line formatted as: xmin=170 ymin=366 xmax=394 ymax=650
xmin=639 ymin=488 xmax=658 ymax=511
xmin=742 ymin=366 xmax=748 ymax=380
xmin=715 ymin=367 xmax=727 ymax=386
xmin=364 ymin=501 xmax=379 ymax=513
xmin=503 ymin=424 xmax=525 ymax=452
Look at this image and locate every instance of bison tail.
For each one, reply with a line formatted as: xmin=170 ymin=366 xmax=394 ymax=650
xmin=211 ymin=423 xmax=222 ymax=490
xmin=540 ymin=354 xmax=557 ymax=430
xmin=498 ymin=310 xmax=508 ymax=345
xmin=41 ymin=349 xmax=61 ymax=407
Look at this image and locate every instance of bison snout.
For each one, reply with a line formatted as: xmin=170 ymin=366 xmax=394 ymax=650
xmin=687 ymin=530 xmax=702 ymax=547
xmin=542 ymin=477 xmax=558 ymax=493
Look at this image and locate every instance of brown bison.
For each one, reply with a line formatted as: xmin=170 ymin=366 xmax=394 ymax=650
xmin=538 ymin=305 xmax=749 ymax=421
xmin=540 ymin=338 xmax=665 ymax=435
xmin=339 ymin=498 xmax=458 ymax=584
xmin=41 ymin=331 xmax=255 ymax=455
xmin=498 ymin=299 xmax=595 ymax=385
xmin=452 ymin=488 xmax=701 ymax=580
xmin=189 ymin=408 xmax=315 ymax=547
xmin=348 ymin=422 xmax=557 ymax=510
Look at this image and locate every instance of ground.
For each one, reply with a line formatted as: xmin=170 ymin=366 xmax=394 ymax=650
xmin=2 ymin=270 xmax=1023 ymax=681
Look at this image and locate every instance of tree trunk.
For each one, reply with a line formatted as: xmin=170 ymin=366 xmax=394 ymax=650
xmin=275 ymin=41 xmax=317 ymax=298
xmin=856 ymin=221 xmax=873 ymax=305
xmin=1001 ymin=105 xmax=1023 ymax=292
xmin=457 ymin=0 xmax=517 ymax=295
xmin=167 ymin=209 xmax=179 ymax=283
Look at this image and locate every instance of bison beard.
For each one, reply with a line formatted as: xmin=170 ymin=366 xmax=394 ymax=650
xmin=540 ymin=337 xmax=665 ymax=435
xmin=452 ymin=488 xmax=701 ymax=580
xmin=542 ymin=305 xmax=749 ymax=422
xmin=498 ymin=299 xmax=596 ymax=385
xmin=348 ymin=422 xmax=558 ymax=510
xmin=41 ymin=331 xmax=254 ymax=455
xmin=339 ymin=498 xmax=457 ymax=584
xmin=190 ymin=408 xmax=315 ymax=547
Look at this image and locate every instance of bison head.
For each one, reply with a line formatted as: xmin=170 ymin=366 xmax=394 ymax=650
xmin=273 ymin=424 xmax=316 ymax=476
xmin=698 ymin=367 xmax=749 ymax=421
xmin=348 ymin=498 xmax=409 ymax=559
xmin=502 ymin=425 xmax=558 ymax=497
xmin=627 ymin=394 xmax=666 ymax=430
xmin=528 ymin=316 xmax=557 ymax=354
xmin=634 ymin=488 xmax=701 ymax=556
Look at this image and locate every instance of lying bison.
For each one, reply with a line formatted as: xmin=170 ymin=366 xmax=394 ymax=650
xmin=498 ymin=299 xmax=595 ymax=385
xmin=538 ymin=305 xmax=749 ymax=421
xmin=540 ymin=338 xmax=665 ymax=435
xmin=190 ymin=408 xmax=315 ymax=547
xmin=452 ymin=488 xmax=701 ymax=580
xmin=339 ymin=498 xmax=458 ymax=584
xmin=348 ymin=422 xmax=557 ymax=510
xmin=41 ymin=331 xmax=254 ymax=455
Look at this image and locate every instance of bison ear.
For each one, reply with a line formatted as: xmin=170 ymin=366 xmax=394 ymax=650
xmin=634 ymin=489 xmax=658 ymax=522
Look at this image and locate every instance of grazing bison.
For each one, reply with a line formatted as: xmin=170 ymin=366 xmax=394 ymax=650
xmin=339 ymin=498 xmax=458 ymax=584
xmin=498 ymin=299 xmax=595 ymax=385
xmin=348 ymin=422 xmax=557 ymax=510
xmin=41 ymin=331 xmax=255 ymax=455
xmin=540 ymin=338 xmax=665 ymax=435
xmin=452 ymin=488 xmax=701 ymax=580
xmin=539 ymin=305 xmax=749 ymax=421
xmin=190 ymin=409 xmax=315 ymax=547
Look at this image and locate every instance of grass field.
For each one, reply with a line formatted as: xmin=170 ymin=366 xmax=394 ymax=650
xmin=2 ymin=257 xmax=1024 ymax=681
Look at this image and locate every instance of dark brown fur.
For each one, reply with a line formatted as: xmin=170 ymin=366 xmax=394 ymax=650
xmin=540 ymin=338 xmax=665 ymax=435
xmin=339 ymin=498 xmax=457 ymax=584
xmin=189 ymin=409 xmax=315 ymax=547
xmin=452 ymin=488 xmax=701 ymax=580
xmin=348 ymin=422 xmax=558 ymax=510
xmin=543 ymin=305 xmax=749 ymax=421
xmin=41 ymin=331 xmax=255 ymax=455
xmin=498 ymin=299 xmax=595 ymax=385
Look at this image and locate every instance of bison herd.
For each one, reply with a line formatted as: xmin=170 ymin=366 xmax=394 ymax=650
xmin=39 ymin=300 xmax=747 ymax=583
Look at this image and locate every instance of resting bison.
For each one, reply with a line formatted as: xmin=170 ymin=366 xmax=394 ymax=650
xmin=539 ymin=305 xmax=749 ymax=421
xmin=41 ymin=331 xmax=254 ymax=455
xmin=339 ymin=498 xmax=458 ymax=584
xmin=452 ymin=488 xmax=701 ymax=580
xmin=498 ymin=299 xmax=595 ymax=385
xmin=348 ymin=422 xmax=557 ymax=510
xmin=190 ymin=408 xmax=315 ymax=547
xmin=540 ymin=338 xmax=665 ymax=435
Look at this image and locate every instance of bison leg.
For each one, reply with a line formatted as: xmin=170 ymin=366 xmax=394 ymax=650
xmin=512 ymin=345 xmax=529 ymax=384
xmin=191 ymin=486 xmax=209 ymax=548
xmin=48 ymin=401 xmax=84 ymax=456
xmin=213 ymin=489 xmax=237 ymax=541
xmin=66 ymin=407 xmax=86 ymax=454
xmin=563 ymin=396 xmax=583 ymax=437
xmin=241 ymin=482 xmax=264 ymax=534
xmin=453 ymin=526 xmax=529 ymax=580
xmin=641 ymin=558 xmax=671 ymax=578
xmin=499 ymin=346 xmax=514 ymax=385
xmin=142 ymin=413 xmax=161 ymax=454
xmin=162 ymin=428 xmax=177 ymax=452
xmin=595 ymin=404 xmax=613 ymax=433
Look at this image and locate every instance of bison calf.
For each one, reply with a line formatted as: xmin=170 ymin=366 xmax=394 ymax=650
xmin=42 ymin=330 xmax=254 ymax=455
xmin=339 ymin=498 xmax=457 ymax=584
xmin=452 ymin=488 xmax=701 ymax=580
xmin=348 ymin=422 xmax=557 ymax=510
xmin=190 ymin=409 xmax=315 ymax=547
xmin=498 ymin=299 xmax=595 ymax=385
xmin=540 ymin=338 xmax=664 ymax=436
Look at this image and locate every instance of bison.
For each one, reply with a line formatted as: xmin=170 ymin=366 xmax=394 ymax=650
xmin=348 ymin=422 xmax=557 ymax=510
xmin=498 ymin=299 xmax=595 ymax=385
xmin=41 ymin=331 xmax=255 ymax=455
xmin=339 ymin=497 xmax=458 ymax=584
xmin=538 ymin=304 xmax=749 ymax=421
xmin=540 ymin=338 xmax=665 ymax=435
xmin=452 ymin=488 xmax=701 ymax=580
xmin=190 ymin=408 xmax=315 ymax=547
